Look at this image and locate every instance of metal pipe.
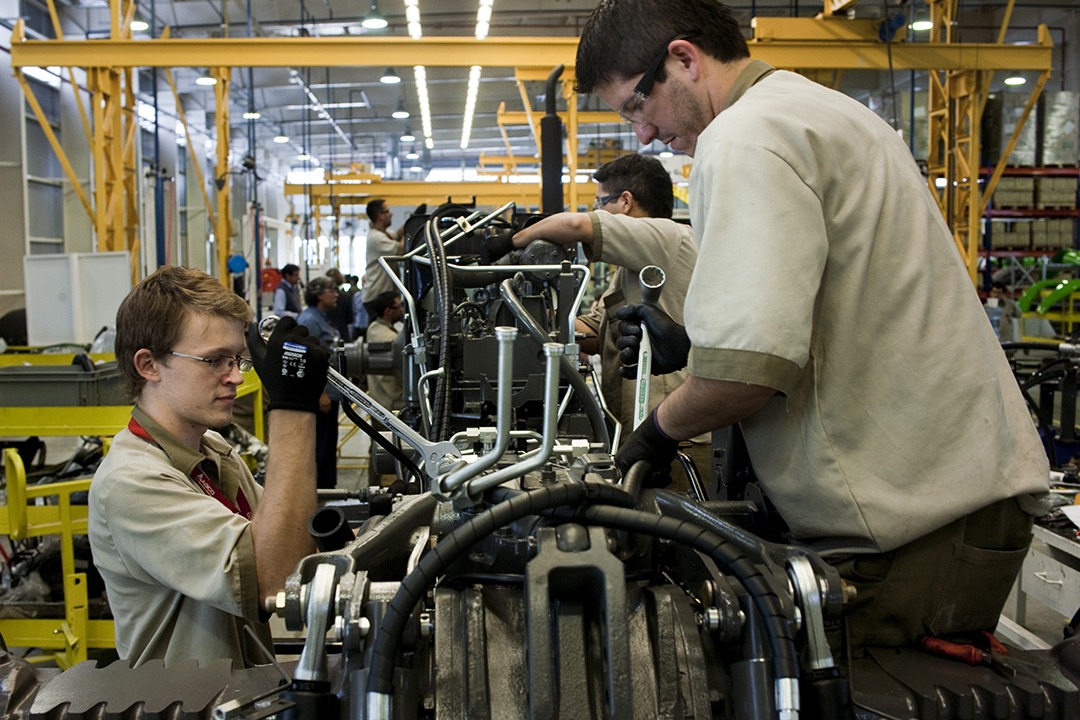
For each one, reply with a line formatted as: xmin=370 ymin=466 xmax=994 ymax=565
xmin=438 ymin=326 xmax=518 ymax=496
xmin=464 ymin=342 xmax=562 ymax=497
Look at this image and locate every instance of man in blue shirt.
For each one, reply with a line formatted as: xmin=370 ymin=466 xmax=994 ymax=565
xmin=297 ymin=276 xmax=341 ymax=488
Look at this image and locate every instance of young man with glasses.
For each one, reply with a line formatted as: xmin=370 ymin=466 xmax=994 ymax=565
xmin=89 ymin=265 xmax=329 ymax=668
xmin=511 ymin=154 xmax=709 ymax=480
xmin=576 ymin=0 xmax=1049 ymax=658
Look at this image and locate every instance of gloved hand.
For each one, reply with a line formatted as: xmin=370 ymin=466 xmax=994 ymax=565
xmin=246 ymin=317 xmax=331 ymax=413
xmin=615 ymin=409 xmax=680 ymax=484
xmin=612 ymin=304 xmax=691 ymax=380
xmin=481 ymin=228 xmax=517 ymax=264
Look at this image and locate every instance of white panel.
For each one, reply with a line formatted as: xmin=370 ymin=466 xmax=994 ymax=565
xmin=25 ymin=252 xmax=131 ymax=346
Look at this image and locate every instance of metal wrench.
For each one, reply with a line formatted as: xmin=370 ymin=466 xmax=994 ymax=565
xmin=258 ymin=317 xmax=461 ymax=481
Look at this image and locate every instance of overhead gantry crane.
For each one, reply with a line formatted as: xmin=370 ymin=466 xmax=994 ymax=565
xmin=10 ymin=0 xmax=1052 ymax=284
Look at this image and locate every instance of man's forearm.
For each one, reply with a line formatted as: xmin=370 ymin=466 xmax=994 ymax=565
xmin=251 ymin=410 xmax=318 ymax=601
xmin=655 ymin=375 xmax=776 ymax=440
xmin=513 ymin=212 xmax=594 ymax=248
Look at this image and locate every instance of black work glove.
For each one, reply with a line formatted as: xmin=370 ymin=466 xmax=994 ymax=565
xmin=481 ymin=228 xmax=517 ymax=264
xmin=612 ymin=303 xmax=691 ymax=380
xmin=615 ymin=409 xmax=680 ymax=485
xmin=246 ymin=317 xmax=331 ymax=413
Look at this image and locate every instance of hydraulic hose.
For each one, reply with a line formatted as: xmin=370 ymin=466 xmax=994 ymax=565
xmin=364 ymin=482 xmax=633 ymax=715
xmin=364 ymin=484 xmax=797 ymax=720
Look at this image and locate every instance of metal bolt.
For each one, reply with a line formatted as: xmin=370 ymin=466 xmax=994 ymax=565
xmin=700 ymin=607 xmax=721 ymax=632
xmin=419 ymin=611 xmax=434 ymax=639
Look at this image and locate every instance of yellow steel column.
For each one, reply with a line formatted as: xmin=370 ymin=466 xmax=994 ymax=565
xmin=213 ymin=67 xmax=232 ymax=284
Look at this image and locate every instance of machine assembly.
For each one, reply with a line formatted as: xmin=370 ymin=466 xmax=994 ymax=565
xmin=9 ymin=204 xmax=1080 ymax=720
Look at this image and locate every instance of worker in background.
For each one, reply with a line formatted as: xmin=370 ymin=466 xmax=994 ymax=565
xmin=576 ymin=0 xmax=1050 ymax=659
xmin=362 ymin=199 xmax=404 ymax=318
xmin=324 ymin=267 xmax=354 ymax=340
xmin=987 ymin=281 xmax=1023 ymax=343
xmin=271 ymin=263 xmax=302 ymax=319
xmin=297 ymin=276 xmax=343 ymax=490
xmin=511 ymin=153 xmax=711 ymax=481
xmin=365 ymin=290 xmax=406 ymax=485
xmin=89 ymin=265 xmax=329 ymax=668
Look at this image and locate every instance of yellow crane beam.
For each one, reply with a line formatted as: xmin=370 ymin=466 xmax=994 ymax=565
xmin=10 ymin=29 xmax=1051 ymax=72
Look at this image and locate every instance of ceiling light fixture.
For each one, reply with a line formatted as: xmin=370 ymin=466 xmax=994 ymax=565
xmin=460 ymin=65 xmax=482 ymax=149
xmin=362 ymin=2 xmax=388 ymax=30
xmin=273 ymin=135 xmax=290 ymax=143
xmin=380 ymin=67 xmax=401 ymax=85
xmin=195 ymin=75 xmax=217 ymax=86
xmin=909 ymin=20 xmax=933 ymax=32
xmin=130 ymin=18 xmax=149 ymax=32
xmin=1004 ymin=75 xmax=1026 ymax=86
xmin=475 ymin=0 xmax=494 ymax=40
xmin=414 ymin=65 xmax=435 ymax=149
xmin=406 ymin=148 xmax=420 ymax=160
xmin=392 ymin=98 xmax=410 ymax=119
xmin=243 ymin=111 xmax=261 ymax=120
xmin=405 ymin=0 xmax=423 ymax=39
xmin=400 ymin=127 xmax=416 ymax=142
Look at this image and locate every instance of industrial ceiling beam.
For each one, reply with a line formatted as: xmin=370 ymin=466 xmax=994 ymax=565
xmin=11 ymin=26 xmax=1052 ymax=72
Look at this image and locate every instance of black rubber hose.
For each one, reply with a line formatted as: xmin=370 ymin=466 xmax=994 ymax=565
xmin=365 ymin=483 xmax=797 ymax=700
xmin=366 ymin=483 xmax=597 ymax=696
xmin=621 ymin=459 xmax=652 ymax=499
xmin=340 ymin=401 xmax=422 ymax=486
xmin=539 ymin=503 xmax=799 ymax=682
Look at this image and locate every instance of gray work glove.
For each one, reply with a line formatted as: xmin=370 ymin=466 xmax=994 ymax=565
xmin=246 ymin=317 xmax=330 ymax=413
xmin=613 ymin=304 xmax=691 ymax=380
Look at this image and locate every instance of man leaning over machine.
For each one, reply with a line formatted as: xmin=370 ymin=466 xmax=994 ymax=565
xmin=575 ymin=0 xmax=1051 ymax=659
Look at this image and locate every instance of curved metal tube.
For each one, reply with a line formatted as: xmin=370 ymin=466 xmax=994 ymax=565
xmin=438 ymin=326 xmax=518 ymax=496
xmin=498 ymin=278 xmax=611 ymax=450
xmin=465 ymin=342 xmax=562 ymax=497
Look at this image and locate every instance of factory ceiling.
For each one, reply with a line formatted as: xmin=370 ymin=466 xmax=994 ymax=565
xmin=25 ymin=0 xmax=1078 ymax=184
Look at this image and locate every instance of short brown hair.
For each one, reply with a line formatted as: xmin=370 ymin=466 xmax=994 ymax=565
xmin=115 ymin=265 xmax=253 ymax=401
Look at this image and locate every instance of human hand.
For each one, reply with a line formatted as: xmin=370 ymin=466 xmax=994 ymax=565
xmin=614 ymin=409 xmax=680 ymax=484
xmin=246 ymin=317 xmax=331 ymax=413
xmin=481 ymin=229 xmax=517 ymax=264
xmin=612 ymin=304 xmax=691 ymax=379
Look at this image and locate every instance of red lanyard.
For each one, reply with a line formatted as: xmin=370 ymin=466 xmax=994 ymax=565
xmin=128 ymin=417 xmax=253 ymax=520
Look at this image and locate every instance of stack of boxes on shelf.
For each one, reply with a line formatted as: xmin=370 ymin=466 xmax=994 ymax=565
xmin=983 ymin=91 xmax=1079 ymax=252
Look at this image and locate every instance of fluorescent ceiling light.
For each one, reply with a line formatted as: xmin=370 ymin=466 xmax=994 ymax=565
xmin=414 ymin=65 xmax=435 ymax=150
xmin=405 ymin=0 xmax=423 ymax=39
xmin=1004 ymin=76 xmax=1026 ymax=86
xmin=243 ymin=111 xmax=261 ymax=120
xmin=273 ymin=135 xmax=290 ymax=143
xmin=475 ymin=0 xmax=494 ymax=40
xmin=195 ymin=75 xmax=217 ymax=86
xmin=460 ymin=65 xmax=482 ymax=149
xmin=130 ymin=19 xmax=149 ymax=32
xmin=362 ymin=3 xmax=388 ymax=30
xmin=909 ymin=20 xmax=933 ymax=32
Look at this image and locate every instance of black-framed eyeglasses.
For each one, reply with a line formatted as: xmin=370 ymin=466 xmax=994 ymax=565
xmin=594 ymin=192 xmax=622 ymax=210
xmin=169 ymin=351 xmax=253 ymax=374
xmin=617 ymin=33 xmax=701 ymax=125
